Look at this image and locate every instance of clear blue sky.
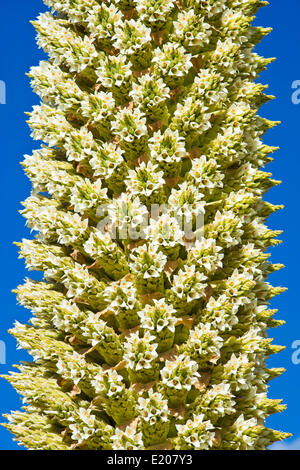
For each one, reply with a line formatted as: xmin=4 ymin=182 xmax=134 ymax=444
xmin=0 ymin=0 xmax=299 ymax=450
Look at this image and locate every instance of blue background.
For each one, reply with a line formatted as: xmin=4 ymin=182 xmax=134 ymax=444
xmin=0 ymin=0 xmax=299 ymax=450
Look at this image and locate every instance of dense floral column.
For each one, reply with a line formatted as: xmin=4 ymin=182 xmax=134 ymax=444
xmin=2 ymin=0 xmax=290 ymax=450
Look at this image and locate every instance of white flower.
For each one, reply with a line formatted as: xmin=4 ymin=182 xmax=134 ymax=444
xmin=65 ymin=127 xmax=96 ymax=162
xmin=152 ymin=43 xmax=193 ymax=79
xmin=187 ymin=237 xmax=223 ymax=274
xmin=145 ymin=213 xmax=184 ymax=247
xmin=176 ymin=414 xmax=215 ymax=450
xmin=90 ymin=142 xmax=124 ymax=178
xmin=108 ymin=193 xmax=148 ymax=240
xmin=129 ymin=243 xmax=167 ymax=279
xmin=111 ymin=107 xmax=148 ymax=141
xmin=113 ymin=19 xmax=151 ymax=55
xmin=129 ymin=74 xmax=170 ymax=110
xmin=81 ymin=91 xmax=115 ymax=123
xmin=138 ymin=298 xmax=177 ymax=333
xmin=124 ymin=331 xmax=158 ymax=371
xmin=87 ymin=3 xmax=123 ymax=39
xmin=111 ymin=426 xmax=144 ymax=449
xmin=149 ymin=129 xmax=186 ymax=163
xmin=96 ymin=54 xmax=132 ymax=88
xmin=78 ymin=408 xmax=95 ymax=428
xmin=125 ymin=162 xmax=165 ymax=198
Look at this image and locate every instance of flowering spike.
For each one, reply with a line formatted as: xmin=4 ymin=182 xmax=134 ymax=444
xmin=2 ymin=0 xmax=290 ymax=450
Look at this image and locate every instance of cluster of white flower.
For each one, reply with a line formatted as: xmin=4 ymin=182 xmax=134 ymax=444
xmin=125 ymin=162 xmax=166 ymax=205
xmin=65 ymin=126 xmax=97 ymax=163
xmin=53 ymin=303 xmax=122 ymax=369
xmin=149 ymin=129 xmax=185 ymax=177
xmin=230 ymin=162 xmax=265 ymax=195
xmin=22 ymin=195 xmax=89 ymax=246
xmin=168 ymin=265 xmax=207 ymax=315
xmin=215 ymin=354 xmax=256 ymax=392
xmin=110 ymin=426 xmax=144 ymax=450
xmin=111 ymin=107 xmax=148 ymax=159
xmin=16 ymin=239 xmax=65 ymax=280
xmin=22 ymin=150 xmax=75 ymax=201
xmin=80 ymin=91 xmax=115 ymax=136
xmin=225 ymin=414 xmax=258 ymax=450
xmin=14 ymin=279 xmax=65 ymax=324
xmin=172 ymin=9 xmax=212 ymax=50
xmin=187 ymin=238 xmax=223 ymax=276
xmin=81 ymin=312 xmax=124 ymax=365
xmin=9 ymin=322 xmax=36 ymax=360
xmin=104 ymin=278 xmax=140 ymax=329
xmin=205 ymin=210 xmax=244 ymax=248
xmin=239 ymin=325 xmax=271 ymax=362
xmin=124 ymin=331 xmax=159 ymax=381
xmin=29 ymin=61 xmax=83 ymax=113
xmin=96 ymin=54 xmax=132 ymax=101
xmin=218 ymin=121 xmax=248 ymax=162
xmin=231 ymin=76 xmax=254 ymax=99
xmin=171 ymin=96 xmax=212 ymax=141
xmin=28 ymin=104 xmax=71 ymax=147
xmin=87 ymin=3 xmax=123 ymax=45
xmin=43 ymin=255 xmax=73 ymax=290
xmin=129 ymin=74 xmax=170 ymax=121
xmin=44 ymin=170 xmax=76 ymax=205
xmin=225 ymin=268 xmax=255 ymax=299
xmin=184 ymin=323 xmax=223 ymax=367
xmin=224 ymin=189 xmax=256 ymax=220
xmin=34 ymin=13 xmax=98 ymax=73
xmin=204 ymin=293 xmax=239 ymax=333
xmin=208 ymin=125 xmax=247 ymax=166
xmin=5 ymin=366 xmax=74 ymax=416
xmin=198 ymin=383 xmax=236 ymax=423
xmin=244 ymin=387 xmax=282 ymax=420
xmin=245 ymin=218 xmax=282 ymax=250
xmin=152 ymin=43 xmax=193 ymax=87
xmin=129 ymin=243 xmax=167 ymax=288
xmin=138 ymin=298 xmax=177 ymax=335
xmin=175 ymin=414 xmax=215 ymax=450
xmin=108 ymin=193 xmax=148 ymax=242
xmin=52 ymin=299 xmax=85 ymax=335
xmin=90 ymin=367 xmax=138 ymax=425
xmin=234 ymin=242 xmax=268 ymax=273
xmin=69 ymin=408 xmax=97 ymax=445
xmin=136 ymin=0 xmax=175 ymax=29
xmin=137 ymin=389 xmax=169 ymax=425
xmin=83 ymin=231 xmax=129 ymax=280
xmin=188 ymin=156 xmax=224 ymax=193
xmin=90 ymin=141 xmax=125 ymax=179
xmin=168 ymin=182 xmax=205 ymax=226
xmin=193 ymin=69 xmax=228 ymax=106
xmin=44 ymin=0 xmax=100 ymax=23
xmin=227 ymin=101 xmax=253 ymax=125
xmin=61 ymin=263 xmax=106 ymax=310
xmin=56 ymin=350 xmax=87 ymax=386
xmin=160 ymin=354 xmax=199 ymax=394
xmin=92 ymin=369 xmax=123 ymax=396
xmin=113 ymin=19 xmax=152 ymax=55
xmin=70 ymin=178 xmax=108 ymax=217
xmin=238 ymin=50 xmax=269 ymax=80
xmin=145 ymin=213 xmax=184 ymax=259
xmin=53 ymin=210 xmax=90 ymax=247
xmin=212 ymin=38 xmax=239 ymax=73
xmin=197 ymin=0 xmax=226 ymax=19
xmin=221 ymin=9 xmax=248 ymax=39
